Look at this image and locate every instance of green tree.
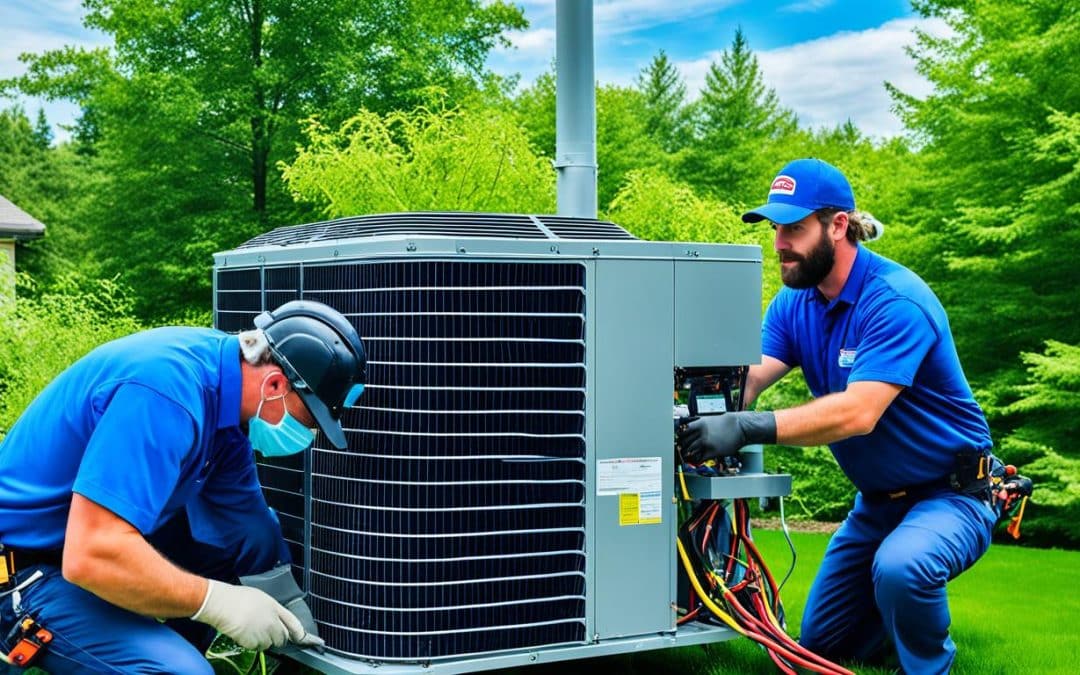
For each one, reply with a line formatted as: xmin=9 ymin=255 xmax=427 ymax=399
xmin=891 ymin=0 xmax=1080 ymax=376
xmin=696 ymin=29 xmax=792 ymax=140
xmin=635 ymin=50 xmax=691 ymax=152
xmin=679 ymin=28 xmax=796 ymax=203
xmin=32 ymin=108 xmax=52 ymax=149
xmin=512 ymin=70 xmax=556 ymax=160
xmin=595 ymin=86 xmax=668 ymax=209
xmin=3 ymin=0 xmax=526 ymax=318
xmin=0 ymin=106 xmax=100 ymax=284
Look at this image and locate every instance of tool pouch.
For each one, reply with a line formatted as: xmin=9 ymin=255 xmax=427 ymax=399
xmin=949 ymin=451 xmax=995 ymax=501
xmin=4 ymin=614 xmax=51 ymax=668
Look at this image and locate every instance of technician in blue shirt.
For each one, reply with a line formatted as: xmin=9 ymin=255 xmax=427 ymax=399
xmin=678 ymin=159 xmax=997 ymax=674
xmin=0 ymin=300 xmax=366 ymax=673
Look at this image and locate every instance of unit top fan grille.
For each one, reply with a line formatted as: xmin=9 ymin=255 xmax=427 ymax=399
xmin=235 ymin=212 xmax=636 ymax=249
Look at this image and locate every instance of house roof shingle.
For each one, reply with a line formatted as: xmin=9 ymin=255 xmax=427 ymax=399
xmin=0 ymin=195 xmax=46 ymax=240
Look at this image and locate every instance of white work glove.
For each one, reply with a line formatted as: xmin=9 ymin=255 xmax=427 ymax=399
xmin=191 ymin=579 xmax=326 ymax=652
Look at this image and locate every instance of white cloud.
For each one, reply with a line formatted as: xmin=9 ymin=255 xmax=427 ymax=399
xmin=593 ymin=0 xmax=741 ymax=35
xmin=492 ymin=0 xmax=740 ymax=62
xmin=779 ymin=0 xmax=836 ymax=13
xmin=496 ymin=0 xmax=741 ymax=35
xmin=498 ymin=28 xmax=557 ymax=62
xmin=676 ymin=17 xmax=953 ymax=139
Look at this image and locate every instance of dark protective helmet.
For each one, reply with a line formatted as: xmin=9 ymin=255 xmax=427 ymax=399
xmin=253 ymin=300 xmax=366 ymax=449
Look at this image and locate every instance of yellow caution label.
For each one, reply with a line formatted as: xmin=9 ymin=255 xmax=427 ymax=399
xmin=619 ymin=493 xmax=661 ymax=525
xmin=619 ymin=493 xmax=639 ymax=525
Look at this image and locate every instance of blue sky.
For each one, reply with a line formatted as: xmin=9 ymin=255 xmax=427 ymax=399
xmin=2 ymin=0 xmax=948 ymax=143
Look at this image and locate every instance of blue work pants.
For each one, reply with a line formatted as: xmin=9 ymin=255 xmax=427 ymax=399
xmin=0 ymin=512 xmax=276 ymax=674
xmin=799 ymin=489 xmax=996 ymax=674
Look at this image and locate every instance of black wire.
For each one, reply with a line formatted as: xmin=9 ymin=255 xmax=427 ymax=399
xmin=775 ymin=496 xmax=797 ymax=597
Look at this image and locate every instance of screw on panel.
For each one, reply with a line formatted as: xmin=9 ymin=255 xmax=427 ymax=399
xmin=333 ymin=249 xmax=340 ymax=257
xmin=406 ymin=242 xmax=417 ymax=252
xmin=458 ymin=246 xmax=467 ymax=254
xmin=593 ymin=633 xmax=601 ymax=643
xmin=257 ymin=255 xmax=265 ymax=263
xmin=550 ymin=244 xmax=559 ymax=254
xmin=529 ymin=653 xmax=539 ymax=662
xmin=592 ymin=247 xmax=600 ymax=256
xmin=693 ymin=250 xmax=700 ymax=257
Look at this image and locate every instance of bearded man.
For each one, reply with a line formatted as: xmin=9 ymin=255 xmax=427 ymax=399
xmin=678 ymin=159 xmax=997 ymax=674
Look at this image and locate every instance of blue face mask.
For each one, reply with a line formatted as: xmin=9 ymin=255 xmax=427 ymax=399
xmin=248 ymin=376 xmax=316 ymax=458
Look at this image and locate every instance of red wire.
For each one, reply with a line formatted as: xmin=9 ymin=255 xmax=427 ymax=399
xmin=743 ymin=585 xmax=854 ymax=675
xmin=768 ymin=648 xmax=798 ymax=675
xmin=702 ymin=502 xmax=720 ymax=553
xmin=728 ymin=590 xmax=850 ymax=675
xmin=736 ymin=499 xmax=782 ymax=615
xmin=676 ymin=606 xmax=701 ymax=625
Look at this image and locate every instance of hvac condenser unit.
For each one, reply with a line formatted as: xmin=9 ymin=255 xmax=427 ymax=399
xmin=213 ymin=212 xmax=790 ymax=674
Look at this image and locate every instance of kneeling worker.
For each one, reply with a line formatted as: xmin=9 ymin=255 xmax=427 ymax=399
xmin=0 ymin=300 xmax=366 ymax=673
xmin=679 ymin=159 xmax=998 ymax=674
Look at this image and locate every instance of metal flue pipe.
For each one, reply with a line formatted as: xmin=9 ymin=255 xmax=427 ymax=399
xmin=555 ymin=0 xmax=597 ymax=218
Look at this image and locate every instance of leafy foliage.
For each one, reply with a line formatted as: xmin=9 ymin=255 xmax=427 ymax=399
xmin=0 ymin=274 xmax=142 ymax=437
xmin=281 ymin=98 xmax=554 ymax=216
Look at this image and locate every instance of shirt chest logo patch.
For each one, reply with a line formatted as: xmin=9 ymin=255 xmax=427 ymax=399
xmin=838 ymin=348 xmax=857 ymax=368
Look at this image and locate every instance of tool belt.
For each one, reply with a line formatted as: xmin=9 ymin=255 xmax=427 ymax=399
xmin=862 ymin=476 xmax=953 ymax=504
xmin=862 ymin=451 xmax=997 ymax=505
xmin=0 ymin=547 xmax=62 ymax=590
xmin=861 ymin=451 xmax=1034 ymax=538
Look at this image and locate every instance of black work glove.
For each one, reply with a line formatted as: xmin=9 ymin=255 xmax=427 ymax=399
xmin=677 ymin=411 xmax=777 ymax=464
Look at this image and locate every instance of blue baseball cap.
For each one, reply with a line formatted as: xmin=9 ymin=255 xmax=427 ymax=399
xmin=741 ymin=158 xmax=855 ymax=225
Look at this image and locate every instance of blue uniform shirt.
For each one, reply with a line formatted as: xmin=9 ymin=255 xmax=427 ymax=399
xmin=0 ymin=327 xmax=287 ymax=570
xmin=762 ymin=246 xmax=992 ymax=493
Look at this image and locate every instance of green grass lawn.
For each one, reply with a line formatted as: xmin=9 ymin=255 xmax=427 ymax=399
xmin=489 ymin=530 xmax=1080 ymax=675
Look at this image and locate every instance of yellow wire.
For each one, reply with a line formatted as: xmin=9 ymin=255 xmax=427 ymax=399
xmin=677 ymin=465 xmax=691 ymax=501
xmin=676 ymin=538 xmax=745 ymax=635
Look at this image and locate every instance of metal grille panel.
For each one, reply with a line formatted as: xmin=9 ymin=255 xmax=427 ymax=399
xmin=215 ymin=260 xmax=588 ymax=661
xmin=235 ymin=212 xmax=635 ymax=248
xmin=537 ymin=215 xmax=636 ymax=240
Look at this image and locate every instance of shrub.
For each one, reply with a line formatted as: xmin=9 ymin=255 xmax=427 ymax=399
xmin=0 ymin=274 xmax=142 ymax=437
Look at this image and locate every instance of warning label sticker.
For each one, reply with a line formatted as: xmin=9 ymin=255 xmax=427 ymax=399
xmin=600 ymin=457 xmax=663 ymax=526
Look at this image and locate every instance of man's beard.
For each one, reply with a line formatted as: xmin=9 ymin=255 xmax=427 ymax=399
xmin=780 ymin=229 xmax=835 ymax=289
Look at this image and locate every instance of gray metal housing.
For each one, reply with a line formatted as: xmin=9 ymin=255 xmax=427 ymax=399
xmin=213 ymin=213 xmax=775 ymax=673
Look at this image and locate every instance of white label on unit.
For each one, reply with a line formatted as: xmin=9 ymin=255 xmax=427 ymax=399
xmin=597 ymin=457 xmax=662 ymax=496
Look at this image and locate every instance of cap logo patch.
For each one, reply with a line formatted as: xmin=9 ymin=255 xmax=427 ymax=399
xmin=770 ymin=175 xmax=796 ymax=196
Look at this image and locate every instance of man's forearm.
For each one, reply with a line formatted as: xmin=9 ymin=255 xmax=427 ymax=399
xmin=773 ymin=382 xmax=899 ymax=447
xmin=63 ymin=495 xmax=207 ymax=618
xmin=773 ymin=392 xmax=869 ymax=446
